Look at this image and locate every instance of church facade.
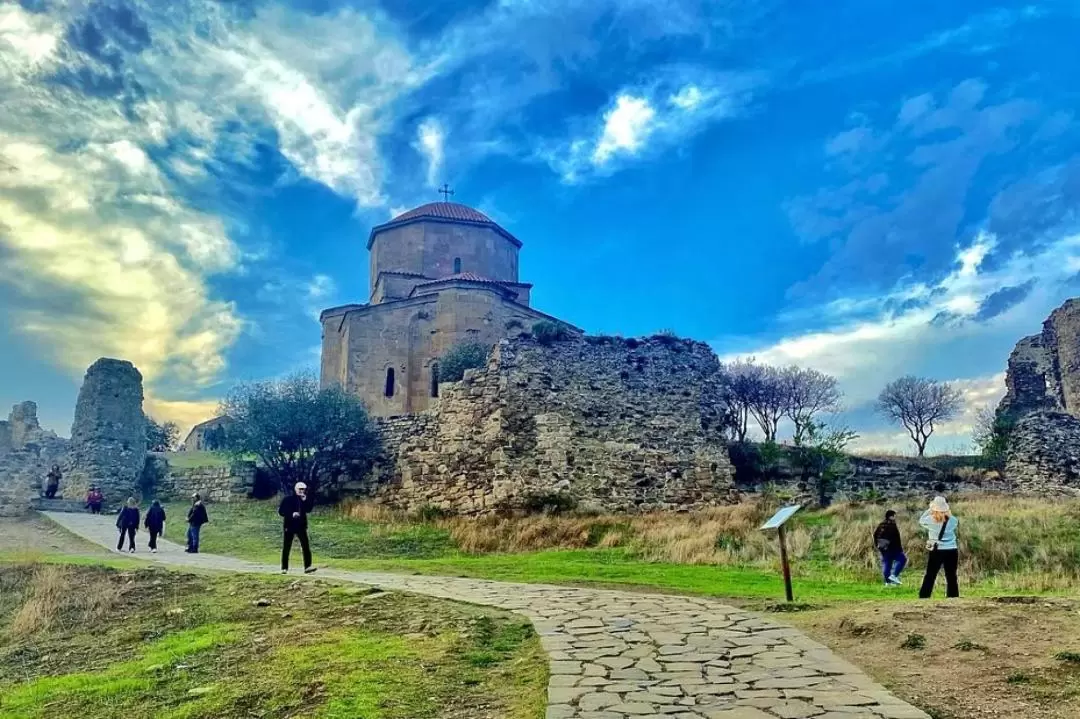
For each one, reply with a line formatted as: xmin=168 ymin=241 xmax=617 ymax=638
xmin=320 ymin=202 xmax=577 ymax=416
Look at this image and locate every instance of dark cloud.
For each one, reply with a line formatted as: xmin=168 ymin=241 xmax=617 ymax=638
xmin=786 ymin=77 xmax=1076 ymax=300
xmin=973 ymin=279 xmax=1036 ymax=322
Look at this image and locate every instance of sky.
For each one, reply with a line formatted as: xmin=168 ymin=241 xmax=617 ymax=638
xmin=1 ymin=0 xmax=1078 ymax=454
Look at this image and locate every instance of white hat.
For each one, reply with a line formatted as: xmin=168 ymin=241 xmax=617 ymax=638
xmin=929 ymin=496 xmax=950 ymax=513
xmin=294 ymin=482 xmax=307 ymax=491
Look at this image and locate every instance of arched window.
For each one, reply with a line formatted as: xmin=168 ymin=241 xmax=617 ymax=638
xmin=453 ymin=257 xmax=461 ymax=274
xmin=384 ymin=368 xmax=395 ymax=397
xmin=430 ymin=362 xmax=440 ymax=398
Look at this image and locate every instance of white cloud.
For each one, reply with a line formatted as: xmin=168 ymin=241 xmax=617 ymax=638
xmin=592 ymin=95 xmax=657 ymax=165
xmin=717 ymin=231 xmax=1080 ymax=452
xmin=414 ymin=117 xmax=445 ymax=188
xmin=546 ymin=70 xmax=758 ymax=182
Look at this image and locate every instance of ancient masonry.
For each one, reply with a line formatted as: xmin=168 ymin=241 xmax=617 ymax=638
xmin=65 ymin=358 xmax=148 ymax=503
xmin=998 ymin=297 xmax=1080 ymax=493
xmin=0 ymin=402 xmax=68 ymax=516
xmin=360 ymin=335 xmax=738 ymax=514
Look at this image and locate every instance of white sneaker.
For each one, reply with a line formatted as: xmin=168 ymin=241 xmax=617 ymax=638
xmin=281 ymin=569 xmax=288 ymax=575
xmin=129 ymin=548 xmax=135 ymax=554
xmin=888 ymin=576 xmax=902 ymax=585
xmin=151 ymin=549 xmax=157 ymax=554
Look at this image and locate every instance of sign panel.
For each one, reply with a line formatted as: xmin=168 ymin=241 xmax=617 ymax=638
xmin=760 ymin=504 xmax=802 ymax=530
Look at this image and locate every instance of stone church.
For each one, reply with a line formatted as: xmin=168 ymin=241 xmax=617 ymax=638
xmin=320 ymin=202 xmax=577 ymax=415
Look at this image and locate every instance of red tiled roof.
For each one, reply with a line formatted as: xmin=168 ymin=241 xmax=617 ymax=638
xmin=369 ymin=202 xmax=521 ymax=248
xmin=390 ymin=202 xmax=494 ymax=224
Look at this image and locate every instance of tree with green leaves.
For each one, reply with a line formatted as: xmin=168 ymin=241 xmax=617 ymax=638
xmin=438 ymin=342 xmax=491 ymax=383
xmin=973 ymin=406 xmax=1014 ymax=468
xmin=790 ymin=421 xmax=858 ymax=507
xmin=220 ymin=372 xmax=380 ymax=498
xmin=146 ymin=417 xmax=180 ymax=452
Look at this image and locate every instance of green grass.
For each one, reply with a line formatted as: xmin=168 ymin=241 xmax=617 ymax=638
xmin=157 ymin=451 xmax=239 ymax=469
xmin=0 ymin=563 xmax=546 ymax=719
xmin=156 ymin=500 xmax=1027 ymax=603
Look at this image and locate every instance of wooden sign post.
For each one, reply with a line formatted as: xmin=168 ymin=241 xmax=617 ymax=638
xmin=760 ymin=504 xmax=802 ymax=603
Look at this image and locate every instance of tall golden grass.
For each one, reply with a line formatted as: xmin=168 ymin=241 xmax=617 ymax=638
xmin=6 ymin=564 xmax=117 ymax=638
xmin=339 ymin=494 xmax=1080 ymax=588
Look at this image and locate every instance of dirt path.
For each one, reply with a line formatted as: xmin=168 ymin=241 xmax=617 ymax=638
xmin=40 ymin=510 xmax=929 ymax=719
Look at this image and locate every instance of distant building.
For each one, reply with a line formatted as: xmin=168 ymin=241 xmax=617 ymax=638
xmin=181 ymin=416 xmax=233 ymax=451
xmin=320 ymin=202 xmax=577 ymax=415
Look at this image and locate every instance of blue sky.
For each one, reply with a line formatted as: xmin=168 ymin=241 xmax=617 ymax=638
xmin=1 ymin=0 xmax=1078 ymax=452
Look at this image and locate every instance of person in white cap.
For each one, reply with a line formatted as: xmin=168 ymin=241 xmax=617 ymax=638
xmin=918 ymin=496 xmax=960 ymax=598
xmin=278 ymin=481 xmax=315 ymax=574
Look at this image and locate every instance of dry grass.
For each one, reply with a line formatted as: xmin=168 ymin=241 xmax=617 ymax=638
xmin=7 ymin=564 xmax=117 ymax=638
xmin=337 ymin=494 xmax=1080 ymax=588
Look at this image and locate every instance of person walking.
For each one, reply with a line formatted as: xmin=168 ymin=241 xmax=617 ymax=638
xmin=278 ymin=481 xmax=315 ymax=575
xmin=873 ymin=509 xmax=907 ymax=586
xmin=145 ymin=500 xmax=166 ymax=554
xmin=919 ymin=496 xmax=960 ymax=598
xmin=44 ymin=465 xmax=62 ymax=499
xmin=86 ymin=486 xmax=104 ymax=514
xmin=185 ymin=493 xmax=209 ymax=553
xmin=116 ymin=497 xmax=140 ymax=553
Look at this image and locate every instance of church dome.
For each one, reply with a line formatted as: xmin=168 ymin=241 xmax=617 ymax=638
xmin=390 ymin=202 xmax=495 ymax=224
xmin=369 ymin=201 xmax=521 ymax=248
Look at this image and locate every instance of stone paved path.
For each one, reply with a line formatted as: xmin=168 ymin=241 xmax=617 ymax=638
xmin=44 ymin=511 xmax=928 ymax=719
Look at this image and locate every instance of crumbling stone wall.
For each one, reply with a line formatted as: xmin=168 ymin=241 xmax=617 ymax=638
xmin=0 ymin=402 xmax=68 ymax=516
xmin=65 ymin=358 xmax=147 ymax=504
xmin=367 ymin=336 xmax=738 ymax=514
xmin=999 ymin=298 xmax=1080 ymax=493
xmin=145 ymin=456 xmax=257 ymax=503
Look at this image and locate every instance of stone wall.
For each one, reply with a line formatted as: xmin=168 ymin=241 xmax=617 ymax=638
xmin=65 ymin=358 xmax=147 ymax=503
xmin=366 ymin=335 xmax=738 ymax=514
xmin=729 ymin=444 xmax=1014 ymax=504
xmin=0 ymin=402 xmax=68 ymax=517
xmin=150 ymin=458 xmax=257 ymax=503
xmin=998 ymin=298 xmax=1080 ymax=494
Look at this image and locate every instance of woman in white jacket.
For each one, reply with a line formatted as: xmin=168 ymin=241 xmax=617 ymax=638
xmin=918 ymin=496 xmax=960 ymax=598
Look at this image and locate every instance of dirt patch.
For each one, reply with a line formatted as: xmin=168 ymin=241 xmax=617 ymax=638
xmin=785 ymin=597 xmax=1080 ymax=719
xmin=0 ymin=515 xmax=105 ymax=557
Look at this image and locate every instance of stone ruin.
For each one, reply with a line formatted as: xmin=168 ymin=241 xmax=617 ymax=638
xmin=0 ymin=358 xmax=147 ymax=516
xmin=998 ymin=298 xmax=1080 ymax=494
xmin=65 ymin=358 xmax=148 ymax=504
xmin=0 ymin=402 xmax=68 ymax=516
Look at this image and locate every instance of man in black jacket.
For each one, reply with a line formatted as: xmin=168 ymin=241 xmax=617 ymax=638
xmin=185 ymin=493 xmax=209 ymax=553
xmin=116 ymin=497 xmax=140 ymax=553
xmin=279 ymin=481 xmax=315 ymax=574
xmin=873 ymin=509 xmax=906 ymax=586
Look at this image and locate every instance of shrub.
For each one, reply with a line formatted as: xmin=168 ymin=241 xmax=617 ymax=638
xmin=1054 ymin=651 xmax=1080 ymax=664
xmin=532 ymin=321 xmax=569 ymax=345
xmin=439 ymin=342 xmax=491 ymax=382
xmin=901 ymin=634 xmax=927 ymax=650
xmin=520 ymin=491 xmax=577 ymax=515
xmin=415 ymin=504 xmax=452 ymax=523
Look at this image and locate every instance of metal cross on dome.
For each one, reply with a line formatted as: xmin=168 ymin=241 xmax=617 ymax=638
xmin=438 ymin=184 xmax=454 ymax=201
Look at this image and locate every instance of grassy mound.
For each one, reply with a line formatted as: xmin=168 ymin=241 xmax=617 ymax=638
xmin=0 ymin=563 xmax=546 ymax=719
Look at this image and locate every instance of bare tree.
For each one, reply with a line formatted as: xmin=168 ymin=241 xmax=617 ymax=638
xmin=876 ymin=376 xmax=963 ymax=457
xmin=719 ymin=358 xmax=762 ymax=442
xmin=781 ymin=366 xmax=842 ymax=445
xmin=747 ymin=364 xmax=786 ymax=443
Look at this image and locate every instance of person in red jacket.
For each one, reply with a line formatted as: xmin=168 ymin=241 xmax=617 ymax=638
xmin=86 ymin=486 xmax=104 ymax=514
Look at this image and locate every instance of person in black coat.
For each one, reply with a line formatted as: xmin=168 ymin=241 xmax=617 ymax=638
xmin=873 ymin=509 xmax=906 ymax=586
xmin=185 ymin=493 xmax=209 ymax=553
xmin=278 ymin=481 xmax=315 ymax=574
xmin=144 ymin=500 xmax=166 ymax=554
xmin=116 ymin=497 xmax=140 ymax=553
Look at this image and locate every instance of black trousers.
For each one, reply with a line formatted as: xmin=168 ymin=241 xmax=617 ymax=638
xmin=282 ymin=528 xmax=312 ymax=570
xmin=45 ymin=485 xmax=58 ymax=499
xmin=148 ymin=530 xmax=160 ymax=550
xmin=117 ymin=527 xmax=136 ymax=551
xmin=920 ymin=548 xmax=959 ymax=598
xmin=89 ymin=503 xmax=101 ymax=514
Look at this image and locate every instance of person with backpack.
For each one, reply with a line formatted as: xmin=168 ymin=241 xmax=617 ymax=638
xmin=116 ymin=497 xmax=140 ymax=553
xmin=919 ymin=496 xmax=960 ymax=598
xmin=278 ymin=481 xmax=316 ymax=575
xmin=185 ymin=493 xmax=209 ymax=553
xmin=144 ymin=500 xmax=167 ymax=554
xmin=872 ymin=509 xmax=906 ymax=586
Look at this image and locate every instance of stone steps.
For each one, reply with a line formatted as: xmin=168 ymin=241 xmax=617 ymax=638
xmin=30 ymin=497 xmax=115 ymax=514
